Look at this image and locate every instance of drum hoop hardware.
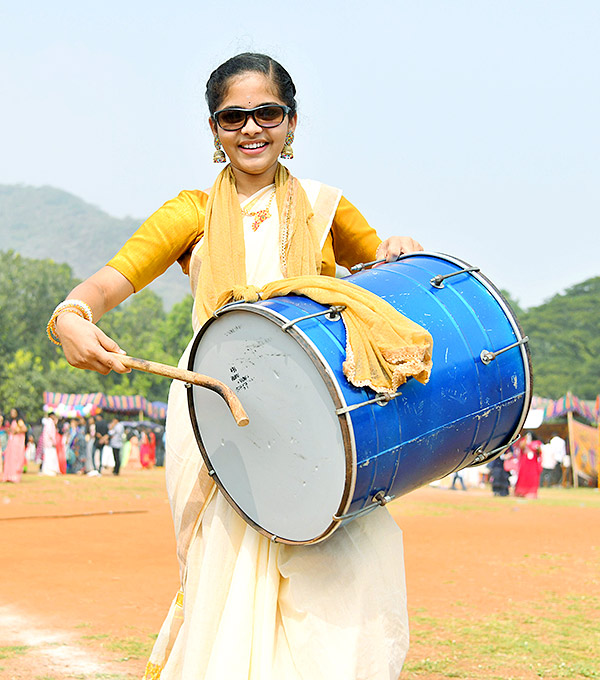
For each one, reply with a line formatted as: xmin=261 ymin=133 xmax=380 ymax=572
xmin=333 ymin=490 xmax=396 ymax=521
xmin=480 ymin=336 xmax=529 ymax=365
xmin=350 ymin=257 xmax=387 ymax=272
xmin=335 ymin=391 xmax=398 ymax=416
xmin=212 ymin=295 xmax=263 ymax=318
xmin=213 ymin=301 xmax=241 ymax=318
xmin=281 ymin=305 xmax=346 ymax=331
xmin=471 ymin=435 xmax=521 ymax=466
xmin=429 ymin=266 xmax=480 ymax=289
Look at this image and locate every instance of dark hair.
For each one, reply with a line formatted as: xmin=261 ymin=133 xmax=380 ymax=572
xmin=206 ymin=53 xmax=297 ymax=116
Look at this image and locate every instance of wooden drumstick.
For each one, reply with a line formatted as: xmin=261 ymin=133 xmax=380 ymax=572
xmin=107 ymin=352 xmax=249 ymax=427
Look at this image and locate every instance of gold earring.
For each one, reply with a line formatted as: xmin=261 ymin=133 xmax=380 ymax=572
xmin=280 ymin=130 xmax=294 ymax=159
xmin=213 ymin=136 xmax=226 ymax=163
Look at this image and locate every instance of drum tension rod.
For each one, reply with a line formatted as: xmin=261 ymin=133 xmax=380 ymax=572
xmin=430 ymin=266 xmax=480 ymax=289
xmin=480 ymin=336 xmax=529 ymax=365
xmin=472 ymin=435 xmax=521 ymax=465
xmin=335 ymin=392 xmax=398 ymax=416
xmin=281 ymin=305 xmax=346 ymax=331
xmin=333 ymin=491 xmax=396 ymax=522
xmin=350 ymin=257 xmax=387 ymax=272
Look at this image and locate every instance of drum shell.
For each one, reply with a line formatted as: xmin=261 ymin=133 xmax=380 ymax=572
xmin=188 ymin=253 xmax=531 ymax=542
xmin=341 ymin=254 xmax=530 ymax=511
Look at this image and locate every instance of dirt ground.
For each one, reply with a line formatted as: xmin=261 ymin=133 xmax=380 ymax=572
xmin=1 ymin=467 xmax=599 ymax=679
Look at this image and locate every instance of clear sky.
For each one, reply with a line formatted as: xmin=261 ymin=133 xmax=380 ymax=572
xmin=1 ymin=1 xmax=598 ymax=308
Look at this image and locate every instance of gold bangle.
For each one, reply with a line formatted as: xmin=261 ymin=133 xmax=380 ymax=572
xmin=46 ymin=299 xmax=94 ymax=346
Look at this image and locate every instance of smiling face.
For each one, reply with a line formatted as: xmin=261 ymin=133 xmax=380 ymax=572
xmin=209 ymin=71 xmax=296 ymax=192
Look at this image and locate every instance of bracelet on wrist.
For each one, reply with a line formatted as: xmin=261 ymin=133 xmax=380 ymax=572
xmin=46 ymin=299 xmax=94 ymax=346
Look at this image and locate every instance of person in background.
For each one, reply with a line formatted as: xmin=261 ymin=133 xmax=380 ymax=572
xmin=148 ymin=428 xmax=156 ymax=467
xmin=548 ymin=432 xmax=567 ymax=486
xmin=93 ymin=412 xmax=109 ymax=473
xmin=56 ymin=418 xmax=68 ymax=474
xmin=1 ymin=408 xmax=28 ymax=483
xmin=65 ymin=419 xmax=78 ymax=473
xmin=40 ymin=412 xmax=60 ymax=476
xmin=514 ymin=431 xmax=543 ymax=498
xmin=489 ymin=452 xmax=511 ymax=496
xmin=0 ymin=414 xmax=7 ymax=474
xmin=85 ymin=416 xmax=97 ymax=475
xmin=25 ymin=425 xmax=37 ymax=471
xmin=69 ymin=417 xmax=88 ymax=474
xmin=561 ymin=450 xmax=572 ymax=487
xmin=126 ymin=427 xmax=140 ymax=468
xmin=154 ymin=426 xmax=165 ymax=467
xmin=540 ymin=438 xmax=557 ymax=487
xmin=109 ymin=417 xmax=125 ymax=476
xmin=139 ymin=427 xmax=154 ymax=469
xmin=450 ymin=469 xmax=467 ymax=490
xmin=120 ymin=427 xmax=132 ymax=469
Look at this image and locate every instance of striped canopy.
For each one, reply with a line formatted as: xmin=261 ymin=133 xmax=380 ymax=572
xmin=43 ymin=391 xmax=166 ymax=421
xmin=530 ymin=393 xmax=598 ymax=424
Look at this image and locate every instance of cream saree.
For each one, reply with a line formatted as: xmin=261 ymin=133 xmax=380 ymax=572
xmin=144 ymin=181 xmax=409 ymax=679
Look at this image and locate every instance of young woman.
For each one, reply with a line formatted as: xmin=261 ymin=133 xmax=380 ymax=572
xmin=514 ymin=431 xmax=543 ymax=499
xmin=49 ymin=53 xmax=426 ymax=679
xmin=40 ymin=411 xmax=60 ymax=476
xmin=1 ymin=407 xmax=27 ymax=483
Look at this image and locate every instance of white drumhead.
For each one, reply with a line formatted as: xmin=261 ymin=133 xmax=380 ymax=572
xmin=189 ymin=307 xmax=349 ymax=543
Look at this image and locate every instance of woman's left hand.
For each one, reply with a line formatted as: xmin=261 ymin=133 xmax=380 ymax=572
xmin=376 ymin=236 xmax=424 ymax=262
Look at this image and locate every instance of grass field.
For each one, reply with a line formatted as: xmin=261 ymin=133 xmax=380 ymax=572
xmin=1 ymin=469 xmax=599 ymax=679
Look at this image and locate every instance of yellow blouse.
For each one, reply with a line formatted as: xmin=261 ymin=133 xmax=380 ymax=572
xmin=107 ymin=190 xmax=382 ymax=292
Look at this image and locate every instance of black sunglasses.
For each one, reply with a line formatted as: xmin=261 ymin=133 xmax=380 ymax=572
xmin=212 ymin=104 xmax=292 ymax=132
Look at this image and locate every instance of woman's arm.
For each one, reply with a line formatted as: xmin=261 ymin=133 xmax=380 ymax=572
xmin=330 ymin=196 xmax=423 ymax=270
xmin=54 ymin=266 xmax=134 ymax=375
xmin=52 ymin=191 xmax=207 ymax=375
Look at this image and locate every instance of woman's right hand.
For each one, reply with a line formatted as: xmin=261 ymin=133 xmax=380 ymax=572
xmin=55 ymin=311 xmax=131 ymax=375
xmin=52 ymin=266 xmax=136 ymax=375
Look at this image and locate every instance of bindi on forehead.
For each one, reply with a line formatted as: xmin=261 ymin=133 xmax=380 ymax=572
xmin=220 ymin=72 xmax=279 ymax=108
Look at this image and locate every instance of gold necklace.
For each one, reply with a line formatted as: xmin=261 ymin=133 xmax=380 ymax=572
xmin=241 ymin=188 xmax=276 ymax=231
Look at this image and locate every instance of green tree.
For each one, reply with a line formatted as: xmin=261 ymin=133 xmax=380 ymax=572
xmin=0 ymin=251 xmax=78 ymax=365
xmin=98 ymin=289 xmax=169 ymax=401
xmin=44 ymin=357 xmax=104 ymax=396
xmin=0 ymin=249 xmax=196 ymax=416
xmin=521 ymin=277 xmax=600 ymax=399
xmin=0 ymin=350 xmax=47 ymax=422
xmin=499 ymin=288 xmax=526 ymax=320
xmin=95 ymin=290 xmax=194 ymax=403
xmin=162 ymin=294 xmax=194 ymax=355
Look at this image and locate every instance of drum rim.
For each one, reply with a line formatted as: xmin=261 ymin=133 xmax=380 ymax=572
xmin=186 ymin=300 xmax=358 ymax=545
xmin=393 ymin=251 xmax=533 ymax=462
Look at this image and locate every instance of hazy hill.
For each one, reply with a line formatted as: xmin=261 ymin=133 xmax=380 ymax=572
xmin=0 ymin=184 xmax=190 ymax=308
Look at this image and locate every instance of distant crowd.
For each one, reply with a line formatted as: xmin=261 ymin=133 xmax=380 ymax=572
xmin=0 ymin=408 xmax=165 ymax=483
xmin=0 ymin=407 xmax=574 ymax=498
xmin=482 ymin=431 xmax=569 ymax=498
xmin=434 ymin=430 xmax=571 ymax=496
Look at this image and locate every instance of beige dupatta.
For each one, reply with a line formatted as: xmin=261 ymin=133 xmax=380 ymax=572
xmin=195 ymin=163 xmax=322 ymax=326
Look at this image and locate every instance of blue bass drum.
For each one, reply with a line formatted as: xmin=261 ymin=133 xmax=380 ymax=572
xmin=187 ymin=252 xmax=532 ymax=544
